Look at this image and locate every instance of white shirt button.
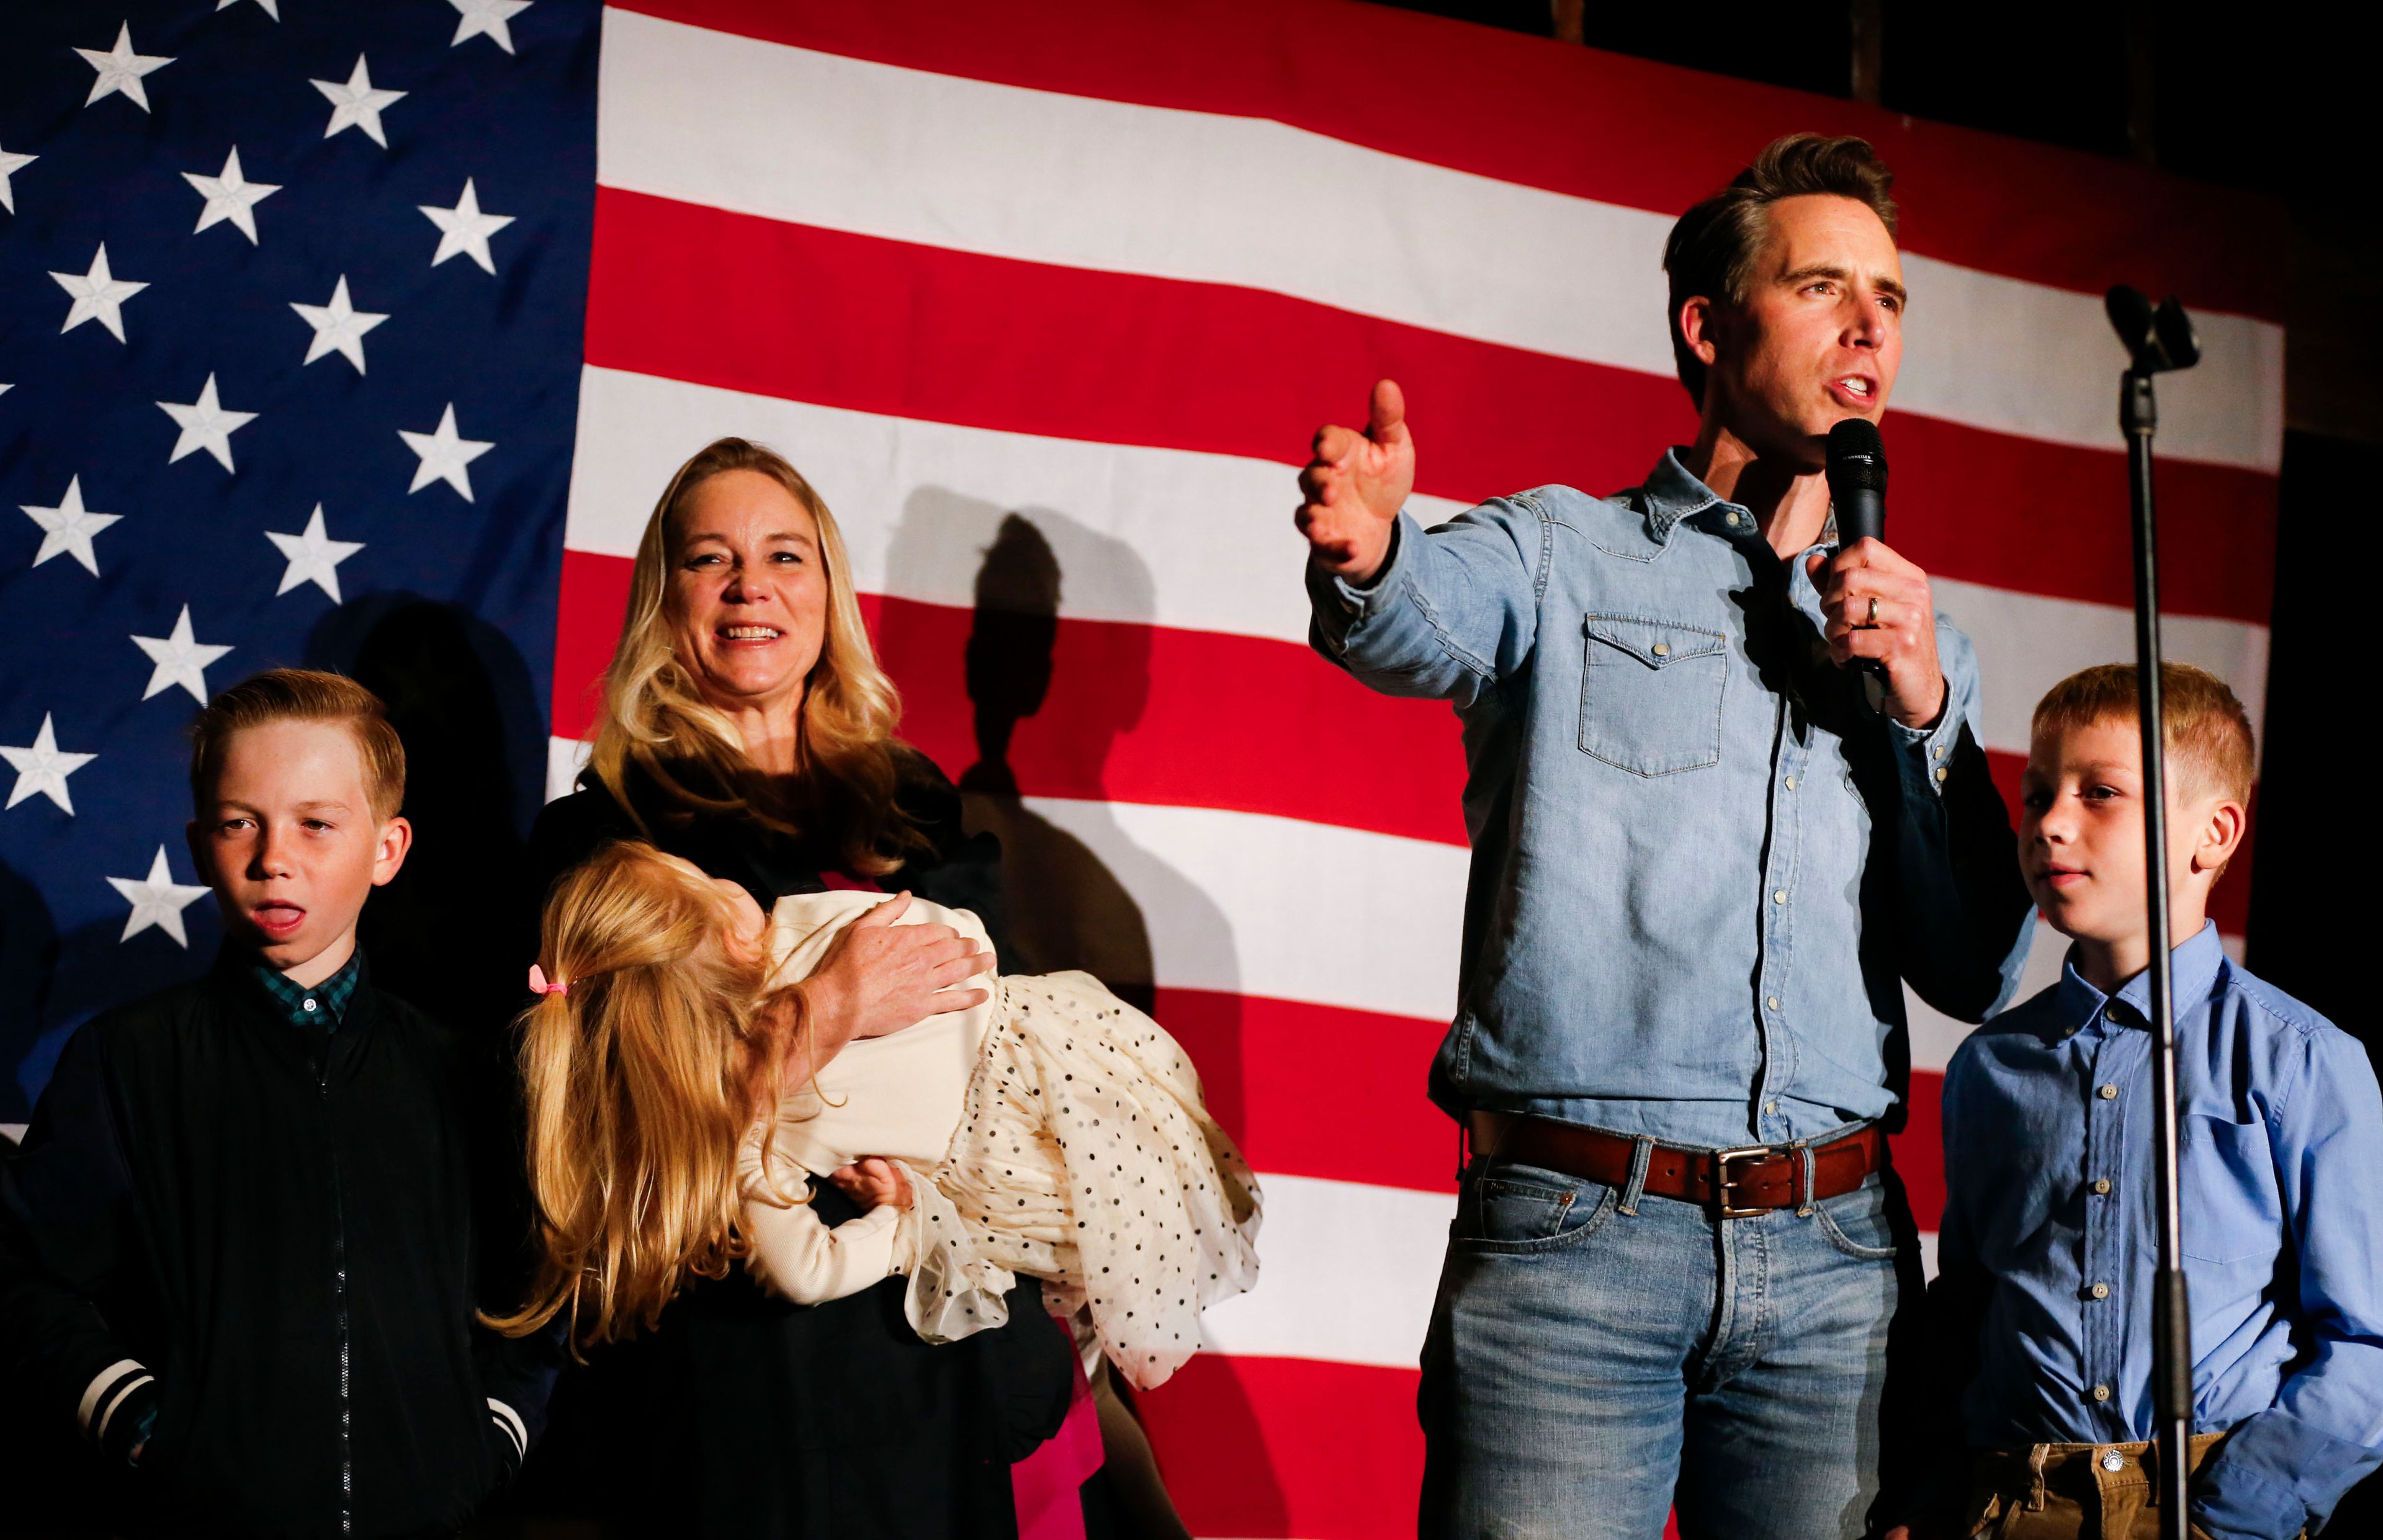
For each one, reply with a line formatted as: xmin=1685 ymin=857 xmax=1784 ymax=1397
xmin=1652 ymin=642 xmax=1670 ymax=657
xmin=2098 ymin=1083 xmax=2119 ymax=1100
xmin=303 ymin=998 xmax=318 ymax=1013
xmin=1767 ymin=996 xmax=1781 ymax=1011
xmin=2092 ymin=1384 xmax=2112 ymax=1402
xmin=1784 ymin=775 xmax=1797 ymax=789
xmin=1725 ymin=511 xmax=1741 ymax=527
xmin=1934 ymin=767 xmax=1949 ymax=783
xmin=2093 ymin=1178 xmax=2112 ymax=1195
xmin=1772 ymin=890 xmax=1787 ymax=905
xmin=2090 ymin=1283 xmax=2111 ymax=1299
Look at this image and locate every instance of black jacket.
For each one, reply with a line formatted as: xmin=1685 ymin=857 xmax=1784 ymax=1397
xmin=510 ymin=751 xmax=1074 ymax=1539
xmin=0 ymin=956 xmax=557 ymax=1538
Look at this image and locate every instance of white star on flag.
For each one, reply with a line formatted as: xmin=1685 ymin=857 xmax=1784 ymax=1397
xmin=157 ymin=374 xmax=258 ymax=473
xmin=184 ymin=147 xmax=280 ymax=244
xmin=0 ymin=143 xmax=36 ymax=213
xmin=420 ymin=179 xmax=516 ymax=274
xmin=292 ymin=276 xmax=387 ymax=374
xmin=131 ymin=606 xmax=233 ymax=704
xmin=399 ymin=404 xmax=495 ymax=501
xmin=2 ymin=715 xmax=97 ymax=815
xmin=20 ymin=476 xmax=122 ymax=576
xmin=107 ymin=847 xmax=212 ymax=947
xmin=50 ymin=244 xmax=148 ymax=342
xmin=267 ymin=505 xmax=366 ymax=602
xmin=218 ymin=0 xmax=281 ymax=17
xmin=449 ymin=0 xmax=533 ymax=53
xmin=76 ymin=23 xmax=174 ymax=113
xmin=312 ymin=55 xmax=406 ymax=148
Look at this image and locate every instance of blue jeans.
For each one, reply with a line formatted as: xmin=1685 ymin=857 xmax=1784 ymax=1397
xmin=1418 ymin=1148 xmax=1913 ymax=1539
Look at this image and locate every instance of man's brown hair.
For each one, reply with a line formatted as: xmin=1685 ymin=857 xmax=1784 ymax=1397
xmin=189 ymin=669 xmax=408 ymax=822
xmin=1661 ymin=133 xmax=1900 ymax=404
xmin=2032 ymin=662 xmax=2256 ymax=807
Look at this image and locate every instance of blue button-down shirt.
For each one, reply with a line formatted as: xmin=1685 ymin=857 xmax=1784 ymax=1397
xmin=1309 ymin=451 xmax=2034 ymax=1148
xmin=1940 ymin=923 xmax=2383 ymax=1538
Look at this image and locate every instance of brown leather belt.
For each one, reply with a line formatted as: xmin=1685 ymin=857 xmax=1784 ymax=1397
xmin=1467 ymin=1111 xmax=1883 ymax=1218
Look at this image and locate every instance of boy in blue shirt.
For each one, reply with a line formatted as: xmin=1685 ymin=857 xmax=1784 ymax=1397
xmin=1910 ymin=663 xmax=2383 ymax=1539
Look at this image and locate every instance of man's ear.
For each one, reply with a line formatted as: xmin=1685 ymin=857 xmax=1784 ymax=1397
xmin=371 ymin=815 xmax=413 ymax=887
xmin=2188 ymin=797 xmax=2247 ymax=878
xmin=1679 ymin=295 xmax=1723 ymax=368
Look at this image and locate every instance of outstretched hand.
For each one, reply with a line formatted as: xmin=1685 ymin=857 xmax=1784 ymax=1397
xmin=1296 ymin=378 xmax=1415 ymax=584
xmin=828 ymin=1157 xmax=914 ymax=1212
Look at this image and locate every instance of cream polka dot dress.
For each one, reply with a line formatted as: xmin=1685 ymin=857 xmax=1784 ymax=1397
xmin=738 ymin=892 xmax=1262 ymax=1391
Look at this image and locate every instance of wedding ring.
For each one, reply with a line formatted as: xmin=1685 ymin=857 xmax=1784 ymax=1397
xmin=1865 ymin=595 xmax=1880 ymax=627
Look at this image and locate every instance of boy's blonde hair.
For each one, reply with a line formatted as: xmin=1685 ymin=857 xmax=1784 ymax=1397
xmin=2032 ymin=662 xmax=2256 ymax=805
xmin=488 ymin=842 xmax=799 ymax=1353
xmin=189 ymin=669 xmax=407 ymax=822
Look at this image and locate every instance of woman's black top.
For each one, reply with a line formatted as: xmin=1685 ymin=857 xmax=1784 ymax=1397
xmin=509 ymin=751 xmax=1072 ymax=1539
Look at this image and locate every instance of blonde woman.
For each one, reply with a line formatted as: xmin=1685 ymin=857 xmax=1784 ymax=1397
xmin=520 ymin=439 xmax=1081 ymax=1538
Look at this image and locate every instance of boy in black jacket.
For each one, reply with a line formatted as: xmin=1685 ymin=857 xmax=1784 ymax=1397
xmin=0 ymin=669 xmax=556 ymax=1538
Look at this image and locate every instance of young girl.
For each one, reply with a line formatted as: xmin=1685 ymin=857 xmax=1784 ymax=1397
xmin=496 ymin=839 xmax=1261 ymax=1399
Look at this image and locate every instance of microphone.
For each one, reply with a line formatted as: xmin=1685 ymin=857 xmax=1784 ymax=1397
xmin=1825 ymin=418 xmax=1888 ymax=678
xmin=1826 ymin=417 xmax=1887 ymax=548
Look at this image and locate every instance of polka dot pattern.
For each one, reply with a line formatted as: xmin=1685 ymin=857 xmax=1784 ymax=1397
xmin=906 ymin=971 xmax=1263 ymax=1391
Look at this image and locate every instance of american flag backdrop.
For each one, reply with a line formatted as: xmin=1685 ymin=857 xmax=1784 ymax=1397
xmin=2 ymin=2 xmax=2283 ymax=1536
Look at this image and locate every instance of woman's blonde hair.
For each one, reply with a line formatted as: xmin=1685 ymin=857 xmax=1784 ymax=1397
xmin=488 ymin=841 xmax=796 ymax=1351
xmin=586 ymin=436 xmax=921 ymax=875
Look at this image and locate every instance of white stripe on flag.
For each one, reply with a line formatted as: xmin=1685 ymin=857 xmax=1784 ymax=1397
xmin=596 ymin=9 xmax=2281 ymax=473
xmin=563 ymin=367 xmax=2271 ymax=756
xmin=1199 ymin=1171 xmax=1450 ymax=1371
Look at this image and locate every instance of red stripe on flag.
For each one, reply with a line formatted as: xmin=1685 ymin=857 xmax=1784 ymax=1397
xmin=1154 ymin=987 xmax=1455 ymax=1194
xmin=585 ymin=189 xmax=2276 ymax=624
xmin=1139 ymin=1353 xmax=1424 ymax=1539
xmin=554 ymin=561 xmax=2254 ymax=936
xmin=1895 ymin=1068 xmax=1949 ymax=1234
xmin=617 ymin=0 xmax=2283 ymax=323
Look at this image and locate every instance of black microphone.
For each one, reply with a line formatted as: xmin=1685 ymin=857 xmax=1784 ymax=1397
xmin=1826 ymin=417 xmax=1887 ymax=548
xmin=1825 ymin=418 xmax=1888 ymax=678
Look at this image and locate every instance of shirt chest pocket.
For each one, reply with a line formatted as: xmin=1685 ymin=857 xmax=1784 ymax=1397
xmin=1579 ymin=614 xmax=1728 ymax=777
xmin=2180 ymin=1113 xmax=2284 ymax=1266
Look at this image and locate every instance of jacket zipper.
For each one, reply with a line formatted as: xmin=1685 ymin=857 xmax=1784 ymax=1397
xmin=318 ymin=1056 xmax=352 ymax=1536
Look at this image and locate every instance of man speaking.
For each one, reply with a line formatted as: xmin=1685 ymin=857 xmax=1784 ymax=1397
xmin=1296 ymin=135 xmax=2034 ymax=1538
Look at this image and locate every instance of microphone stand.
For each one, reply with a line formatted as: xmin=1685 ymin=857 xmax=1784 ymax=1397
xmin=2104 ymin=285 xmax=2201 ymax=1540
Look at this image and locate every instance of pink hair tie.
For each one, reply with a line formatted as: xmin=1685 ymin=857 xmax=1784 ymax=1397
xmin=527 ymin=964 xmax=568 ymax=998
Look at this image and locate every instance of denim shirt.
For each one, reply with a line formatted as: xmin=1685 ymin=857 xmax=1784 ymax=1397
xmin=1307 ymin=450 xmax=2033 ymax=1148
xmin=1939 ymin=924 xmax=2383 ymax=1538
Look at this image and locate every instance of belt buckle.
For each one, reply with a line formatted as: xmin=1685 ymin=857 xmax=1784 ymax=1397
xmin=1712 ymin=1145 xmax=1773 ymax=1219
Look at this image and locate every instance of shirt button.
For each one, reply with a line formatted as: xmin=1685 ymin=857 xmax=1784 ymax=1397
xmin=2092 ymin=1384 xmax=2112 ymax=1402
xmin=2089 ymin=1283 xmax=2111 ymax=1300
xmin=1652 ymin=642 xmax=1670 ymax=657
xmin=1725 ymin=511 xmax=1741 ymax=527
xmin=1933 ymin=767 xmax=1949 ymax=783
xmin=1932 ymin=745 xmax=1945 ymax=759
xmin=1766 ymin=996 xmax=1781 ymax=1011
xmin=303 ymin=998 xmax=318 ymax=1013
xmin=2093 ymin=1178 xmax=2112 ymax=1195
xmin=1772 ymin=890 xmax=1787 ymax=905
xmin=1784 ymin=775 xmax=1796 ymax=789
xmin=2098 ymin=1083 xmax=2118 ymax=1100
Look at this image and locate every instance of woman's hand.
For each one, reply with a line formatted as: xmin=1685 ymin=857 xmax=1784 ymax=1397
xmin=791 ymin=892 xmax=992 ymax=1074
xmin=828 ymin=1157 xmax=914 ymax=1212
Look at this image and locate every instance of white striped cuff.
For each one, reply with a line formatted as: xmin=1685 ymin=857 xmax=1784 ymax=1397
xmin=488 ymin=1397 xmax=526 ymax=1461
xmin=76 ymin=1359 xmax=153 ymax=1443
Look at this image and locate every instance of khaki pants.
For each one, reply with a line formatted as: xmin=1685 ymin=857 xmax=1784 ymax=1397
xmin=1947 ymin=1432 xmax=2292 ymax=1540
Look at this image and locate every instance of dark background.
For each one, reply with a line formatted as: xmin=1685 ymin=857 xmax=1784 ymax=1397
xmin=1377 ymin=0 xmax=2375 ymax=1041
